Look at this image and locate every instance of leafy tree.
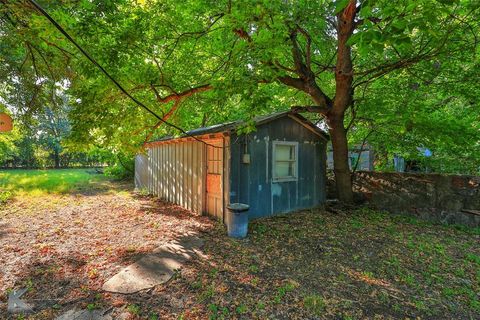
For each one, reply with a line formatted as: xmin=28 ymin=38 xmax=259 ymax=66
xmin=35 ymin=92 xmax=71 ymax=168
xmin=350 ymin=78 xmax=480 ymax=174
xmin=0 ymin=126 xmax=20 ymax=164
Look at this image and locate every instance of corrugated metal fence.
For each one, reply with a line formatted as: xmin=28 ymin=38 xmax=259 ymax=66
xmin=145 ymin=140 xmax=206 ymax=213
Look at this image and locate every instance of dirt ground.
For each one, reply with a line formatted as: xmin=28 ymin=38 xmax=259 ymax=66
xmin=0 ymin=180 xmax=479 ymax=319
xmin=0 ymin=181 xmax=213 ymax=319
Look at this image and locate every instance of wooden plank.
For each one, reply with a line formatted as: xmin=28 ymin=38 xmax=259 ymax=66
xmin=206 ymin=174 xmax=222 ymax=194
xmin=182 ymin=142 xmax=187 ymax=210
xmin=151 ymin=147 xmax=155 ymax=195
xmin=180 ymin=143 xmax=185 ymax=208
xmin=164 ymin=144 xmax=168 ymax=199
xmin=165 ymin=144 xmax=171 ymax=201
xmin=185 ymin=142 xmax=190 ymax=211
xmin=151 ymin=147 xmax=155 ymax=196
xmin=191 ymin=142 xmax=197 ymax=212
xmin=175 ymin=143 xmax=180 ymax=205
xmin=197 ymin=141 xmax=202 ymax=213
xmin=199 ymin=142 xmax=205 ymax=214
xmin=178 ymin=143 xmax=182 ymax=207
xmin=156 ymin=147 xmax=160 ymax=196
xmin=155 ymin=147 xmax=159 ymax=196
xmin=164 ymin=143 xmax=168 ymax=200
xmin=158 ymin=146 xmax=162 ymax=197
xmin=175 ymin=143 xmax=180 ymax=204
xmin=162 ymin=144 xmax=166 ymax=200
xmin=195 ymin=142 xmax=200 ymax=213
xmin=158 ymin=146 xmax=161 ymax=196
xmin=171 ymin=143 xmax=175 ymax=203
xmin=159 ymin=145 xmax=164 ymax=199
xmin=183 ymin=142 xmax=189 ymax=210
xmin=223 ymin=136 xmax=230 ymax=222
xmin=204 ymin=139 xmax=224 ymax=219
xmin=172 ymin=143 xmax=178 ymax=203
xmin=170 ymin=143 xmax=174 ymax=203
xmin=187 ymin=141 xmax=194 ymax=211
xmin=147 ymin=148 xmax=152 ymax=194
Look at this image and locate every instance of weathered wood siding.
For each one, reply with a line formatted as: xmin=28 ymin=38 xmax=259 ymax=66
xmin=205 ymin=139 xmax=225 ymax=220
xmin=146 ymin=140 xmax=206 ymax=213
xmin=229 ymin=116 xmax=327 ymax=219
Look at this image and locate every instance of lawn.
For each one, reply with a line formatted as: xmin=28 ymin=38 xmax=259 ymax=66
xmin=0 ymin=171 xmax=479 ymax=319
xmin=0 ymin=168 xmax=109 ymax=198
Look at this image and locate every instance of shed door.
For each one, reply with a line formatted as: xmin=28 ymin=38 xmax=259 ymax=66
xmin=205 ymin=140 xmax=223 ymax=220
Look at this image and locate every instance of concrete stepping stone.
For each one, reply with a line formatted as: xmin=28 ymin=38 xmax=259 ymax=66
xmin=7 ymin=288 xmax=33 ymax=314
xmin=102 ymin=235 xmax=203 ymax=294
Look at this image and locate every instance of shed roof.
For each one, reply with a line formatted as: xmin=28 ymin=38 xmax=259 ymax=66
xmin=145 ymin=111 xmax=329 ymax=146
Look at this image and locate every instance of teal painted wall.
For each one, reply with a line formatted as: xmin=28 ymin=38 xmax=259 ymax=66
xmin=229 ymin=116 xmax=327 ymax=219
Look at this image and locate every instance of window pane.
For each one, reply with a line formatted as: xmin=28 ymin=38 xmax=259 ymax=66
xmin=275 ymin=161 xmax=291 ymax=177
xmin=274 ymin=143 xmax=297 ymax=180
xmin=288 ymin=161 xmax=294 ymax=176
xmin=276 ymin=145 xmax=294 ymax=161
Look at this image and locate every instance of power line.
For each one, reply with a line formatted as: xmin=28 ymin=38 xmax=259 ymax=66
xmin=26 ymin=0 xmax=221 ymax=148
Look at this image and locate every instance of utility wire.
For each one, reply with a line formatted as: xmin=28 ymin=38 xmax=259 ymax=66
xmin=27 ymin=0 xmax=222 ymax=148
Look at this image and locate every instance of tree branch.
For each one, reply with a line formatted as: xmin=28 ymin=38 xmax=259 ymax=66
xmin=296 ymin=26 xmax=312 ymax=70
xmin=353 ymin=53 xmax=435 ymax=88
xmin=233 ymin=28 xmax=252 ymax=42
xmin=142 ymin=84 xmax=213 ymax=144
xmin=290 ymin=105 xmax=329 ymax=116
xmin=40 ymin=37 xmax=75 ymax=57
xmin=152 ymin=84 xmax=212 ymax=104
xmin=143 ymin=99 xmax=181 ymax=145
xmin=276 ymin=27 xmax=333 ymax=109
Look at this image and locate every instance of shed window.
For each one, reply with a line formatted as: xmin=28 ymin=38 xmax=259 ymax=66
xmin=207 ymin=145 xmax=222 ymax=174
xmin=273 ymin=142 xmax=298 ymax=182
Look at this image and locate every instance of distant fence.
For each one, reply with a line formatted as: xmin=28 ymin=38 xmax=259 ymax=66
xmin=352 ymin=171 xmax=480 ymax=227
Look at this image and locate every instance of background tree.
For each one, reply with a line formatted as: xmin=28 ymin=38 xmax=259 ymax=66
xmin=35 ymin=90 xmax=70 ymax=168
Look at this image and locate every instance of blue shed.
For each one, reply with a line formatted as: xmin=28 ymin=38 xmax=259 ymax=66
xmin=142 ymin=111 xmax=328 ymax=221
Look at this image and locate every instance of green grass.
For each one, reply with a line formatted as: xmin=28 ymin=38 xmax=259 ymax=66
xmin=303 ymin=294 xmax=326 ymax=315
xmin=0 ymin=168 xmax=108 ymax=197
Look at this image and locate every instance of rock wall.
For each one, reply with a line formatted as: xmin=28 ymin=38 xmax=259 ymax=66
xmin=353 ymin=171 xmax=480 ymax=227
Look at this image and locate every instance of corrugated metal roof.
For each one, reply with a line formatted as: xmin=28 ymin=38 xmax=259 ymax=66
xmin=147 ymin=110 xmax=329 ymax=144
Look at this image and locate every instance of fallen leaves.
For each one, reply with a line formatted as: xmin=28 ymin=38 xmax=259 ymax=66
xmin=1 ymin=183 xmax=478 ymax=319
xmin=0 ymin=182 xmax=213 ymax=319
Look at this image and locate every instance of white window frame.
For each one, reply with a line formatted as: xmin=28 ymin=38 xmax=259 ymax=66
xmin=272 ymin=141 xmax=299 ymax=182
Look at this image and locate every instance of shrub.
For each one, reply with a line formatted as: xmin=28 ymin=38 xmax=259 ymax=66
xmin=104 ymin=164 xmax=132 ymax=180
xmin=0 ymin=189 xmax=12 ymax=204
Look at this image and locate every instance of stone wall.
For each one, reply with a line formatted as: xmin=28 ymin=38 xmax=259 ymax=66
xmin=352 ymin=171 xmax=480 ymax=227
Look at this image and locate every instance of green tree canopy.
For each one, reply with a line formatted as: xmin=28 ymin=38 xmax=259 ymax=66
xmin=1 ymin=0 xmax=479 ymax=197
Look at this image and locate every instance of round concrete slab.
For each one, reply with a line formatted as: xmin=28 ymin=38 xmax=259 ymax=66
xmin=102 ymin=236 xmax=203 ymax=294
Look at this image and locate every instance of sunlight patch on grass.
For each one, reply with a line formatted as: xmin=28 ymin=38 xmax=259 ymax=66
xmin=0 ymin=169 xmax=108 ymax=197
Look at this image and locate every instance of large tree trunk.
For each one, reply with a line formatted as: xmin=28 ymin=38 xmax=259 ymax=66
xmin=327 ymin=113 xmax=353 ymax=203
xmin=329 ymin=0 xmax=356 ymax=203
xmin=279 ymin=1 xmax=357 ymax=204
